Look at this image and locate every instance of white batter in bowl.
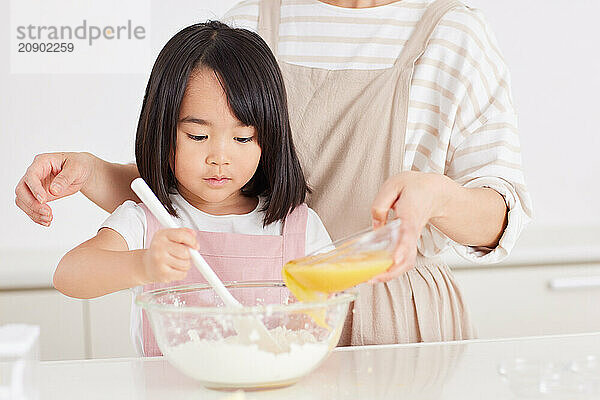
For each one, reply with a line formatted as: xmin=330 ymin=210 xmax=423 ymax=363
xmin=136 ymin=281 xmax=355 ymax=389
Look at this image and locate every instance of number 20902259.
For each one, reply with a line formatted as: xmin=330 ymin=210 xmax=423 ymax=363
xmin=18 ymin=42 xmax=74 ymax=52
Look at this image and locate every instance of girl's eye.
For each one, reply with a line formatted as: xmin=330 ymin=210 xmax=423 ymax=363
xmin=234 ymin=137 xmax=254 ymax=144
xmin=187 ymin=134 xmax=207 ymax=141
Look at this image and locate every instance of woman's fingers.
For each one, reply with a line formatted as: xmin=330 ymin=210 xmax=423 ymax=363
xmin=370 ymin=258 xmax=415 ymax=282
xmin=15 ymin=176 xmax=53 ymax=225
xmin=15 ymin=152 xmax=79 ymax=225
xmin=371 ymin=177 xmax=403 ymax=228
xmin=49 ymin=166 xmax=78 ymax=196
xmin=368 ymin=172 xmax=445 ymax=284
xmin=22 ymin=154 xmax=56 ymax=204
xmin=15 ymin=194 xmax=52 ymax=226
xmin=48 ymin=153 xmax=93 ymax=197
xmin=369 ymin=227 xmax=418 ymax=283
xmin=15 ymin=178 xmax=41 ymax=215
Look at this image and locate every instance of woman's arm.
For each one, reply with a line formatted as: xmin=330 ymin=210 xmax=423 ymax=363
xmin=372 ymin=172 xmax=507 ymax=247
xmin=372 ymin=171 xmax=508 ymax=247
xmin=432 ymin=182 xmax=507 ymax=247
xmin=81 ymin=154 xmax=140 ymax=213
xmin=370 ymin=171 xmax=507 ymax=282
xmin=15 ymin=152 xmax=140 ymax=226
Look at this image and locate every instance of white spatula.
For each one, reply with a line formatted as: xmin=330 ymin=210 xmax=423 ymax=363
xmin=131 ymin=178 xmax=282 ymax=353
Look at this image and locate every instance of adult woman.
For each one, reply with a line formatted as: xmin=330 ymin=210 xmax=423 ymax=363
xmin=15 ymin=0 xmax=532 ymax=345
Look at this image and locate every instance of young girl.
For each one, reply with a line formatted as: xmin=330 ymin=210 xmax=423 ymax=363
xmin=52 ymin=21 xmax=332 ymax=357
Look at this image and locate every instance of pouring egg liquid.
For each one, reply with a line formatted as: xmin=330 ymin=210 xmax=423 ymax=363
xmin=282 ymin=219 xmax=402 ymax=328
xmin=282 ymin=250 xmax=394 ymax=327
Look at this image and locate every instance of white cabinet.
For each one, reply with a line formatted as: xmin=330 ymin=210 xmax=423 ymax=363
xmin=87 ymin=289 xmax=137 ymax=359
xmin=3 ymin=263 xmax=600 ymax=360
xmin=0 ymin=289 xmax=86 ymax=361
xmin=0 ymin=289 xmax=136 ymax=361
xmin=454 ymin=263 xmax=600 ymax=339
xmin=89 ymin=263 xmax=600 ymax=356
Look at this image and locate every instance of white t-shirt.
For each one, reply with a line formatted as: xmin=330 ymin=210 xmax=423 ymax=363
xmin=100 ymin=193 xmax=331 ymax=253
xmin=100 ymin=193 xmax=332 ymax=356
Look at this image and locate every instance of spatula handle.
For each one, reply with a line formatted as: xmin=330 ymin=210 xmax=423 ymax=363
xmin=131 ymin=178 xmax=241 ymax=308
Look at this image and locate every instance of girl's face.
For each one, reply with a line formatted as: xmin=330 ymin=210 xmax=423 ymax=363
xmin=174 ymin=67 xmax=261 ymax=212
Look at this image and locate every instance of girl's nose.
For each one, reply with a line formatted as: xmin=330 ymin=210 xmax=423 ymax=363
xmin=206 ymin=145 xmax=231 ymax=166
xmin=207 ymin=155 xmax=230 ymax=166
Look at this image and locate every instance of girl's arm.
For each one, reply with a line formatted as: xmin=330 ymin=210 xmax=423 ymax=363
xmin=15 ymin=152 xmax=140 ymax=227
xmin=54 ymin=227 xmax=198 ymax=299
xmin=53 ymin=228 xmax=148 ymax=299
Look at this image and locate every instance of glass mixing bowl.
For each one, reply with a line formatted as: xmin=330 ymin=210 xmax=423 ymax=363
xmin=135 ymin=280 xmax=356 ymax=389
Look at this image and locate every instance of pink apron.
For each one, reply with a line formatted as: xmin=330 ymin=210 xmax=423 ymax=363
xmin=139 ymin=202 xmax=308 ymax=357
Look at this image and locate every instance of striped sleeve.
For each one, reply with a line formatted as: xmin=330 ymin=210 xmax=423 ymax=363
xmin=420 ymin=7 xmax=533 ymax=263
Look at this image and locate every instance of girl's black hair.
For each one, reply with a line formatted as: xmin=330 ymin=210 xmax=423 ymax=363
xmin=135 ymin=20 xmax=309 ymax=226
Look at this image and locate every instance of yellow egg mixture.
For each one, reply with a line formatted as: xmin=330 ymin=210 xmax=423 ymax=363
xmin=282 ymin=250 xmax=393 ymax=326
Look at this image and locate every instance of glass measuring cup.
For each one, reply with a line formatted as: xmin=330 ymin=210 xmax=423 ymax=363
xmin=282 ymin=219 xmax=402 ymax=303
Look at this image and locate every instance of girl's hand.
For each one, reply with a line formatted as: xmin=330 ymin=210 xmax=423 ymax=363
xmin=141 ymin=228 xmax=199 ymax=284
xmin=369 ymin=172 xmax=456 ymax=283
xmin=15 ymin=152 xmax=94 ymax=226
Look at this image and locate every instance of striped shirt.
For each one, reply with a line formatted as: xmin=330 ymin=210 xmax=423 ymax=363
xmin=223 ymin=0 xmax=533 ymax=264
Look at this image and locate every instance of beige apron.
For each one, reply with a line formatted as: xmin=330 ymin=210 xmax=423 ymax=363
xmin=258 ymin=0 xmax=475 ymax=345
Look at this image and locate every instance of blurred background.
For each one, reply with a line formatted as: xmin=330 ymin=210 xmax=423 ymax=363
xmin=1 ymin=0 xmax=599 ymax=360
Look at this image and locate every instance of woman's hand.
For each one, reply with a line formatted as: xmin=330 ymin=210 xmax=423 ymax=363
xmin=14 ymin=152 xmax=95 ymax=226
xmin=141 ymin=228 xmax=199 ymax=284
xmin=369 ymin=172 xmax=457 ymax=283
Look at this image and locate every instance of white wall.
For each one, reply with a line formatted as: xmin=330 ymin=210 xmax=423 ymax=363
xmin=0 ymin=0 xmax=239 ymax=257
xmin=1 ymin=1 xmax=599 ymax=262
xmin=466 ymin=0 xmax=600 ymax=229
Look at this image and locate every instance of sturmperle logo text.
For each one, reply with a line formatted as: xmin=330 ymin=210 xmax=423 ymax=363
xmin=15 ymin=20 xmax=147 ymax=46
xmin=10 ymin=0 xmax=151 ymax=74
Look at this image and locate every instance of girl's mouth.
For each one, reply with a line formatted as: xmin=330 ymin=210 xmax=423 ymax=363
xmin=204 ymin=177 xmax=231 ymax=187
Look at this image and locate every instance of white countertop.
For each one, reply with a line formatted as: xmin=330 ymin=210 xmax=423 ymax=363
xmin=34 ymin=332 xmax=600 ymax=399
xmin=1 ymin=224 xmax=599 ymax=290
